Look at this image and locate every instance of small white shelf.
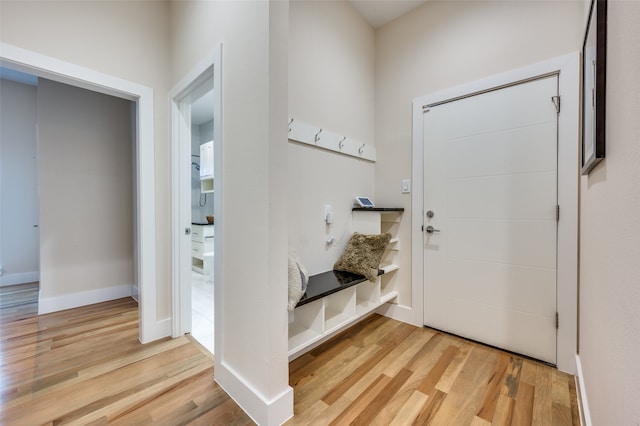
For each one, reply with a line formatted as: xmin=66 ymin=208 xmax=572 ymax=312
xmin=200 ymin=178 xmax=214 ymax=193
xmin=380 ymin=264 xmax=399 ymax=274
xmin=381 ymin=290 xmax=399 ymax=304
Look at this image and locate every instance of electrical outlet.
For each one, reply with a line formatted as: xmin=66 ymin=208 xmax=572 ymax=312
xmin=402 ymin=179 xmax=411 ymax=194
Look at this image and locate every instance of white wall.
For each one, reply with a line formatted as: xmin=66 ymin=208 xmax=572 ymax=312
xmin=0 ymin=78 xmax=39 ymax=286
xmin=288 ymin=0 xmax=376 ymax=274
xmin=170 ymin=2 xmax=292 ymax=423
xmin=0 ymin=0 xmax=173 ymax=319
xmin=37 ymin=79 xmax=134 ymax=309
xmin=578 ymin=1 xmax=640 ymax=424
xmin=375 ymin=0 xmax=586 ymax=312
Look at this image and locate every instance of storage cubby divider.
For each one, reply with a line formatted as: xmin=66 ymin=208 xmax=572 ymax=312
xmin=324 ymin=288 xmax=356 ymax=333
xmin=288 ymin=299 xmax=324 ymax=354
xmin=356 ymin=280 xmax=381 ymax=316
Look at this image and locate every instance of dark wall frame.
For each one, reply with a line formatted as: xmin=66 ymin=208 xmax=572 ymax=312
xmin=582 ymin=0 xmax=607 ymax=175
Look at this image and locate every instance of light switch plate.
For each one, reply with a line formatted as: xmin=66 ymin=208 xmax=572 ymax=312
xmin=402 ymin=179 xmax=411 ymax=194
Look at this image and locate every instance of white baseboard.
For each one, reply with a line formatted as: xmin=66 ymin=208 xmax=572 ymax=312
xmin=215 ymin=361 xmax=293 ymax=425
xmin=38 ymin=284 xmax=132 ymax=315
xmin=139 ymin=317 xmax=172 ymax=344
xmin=575 ymin=354 xmax=593 ymax=426
xmin=376 ymin=302 xmax=422 ymax=327
xmin=0 ymin=271 xmax=39 ymax=287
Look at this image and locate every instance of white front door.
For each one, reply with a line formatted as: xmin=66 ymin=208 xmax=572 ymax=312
xmin=423 ymin=75 xmax=558 ymax=364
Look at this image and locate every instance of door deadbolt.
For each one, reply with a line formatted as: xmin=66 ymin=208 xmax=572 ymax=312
xmin=426 ymin=210 xmax=435 ymax=218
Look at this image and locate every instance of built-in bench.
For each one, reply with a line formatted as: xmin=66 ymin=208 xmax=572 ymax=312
xmin=288 ymin=207 xmax=404 ymax=360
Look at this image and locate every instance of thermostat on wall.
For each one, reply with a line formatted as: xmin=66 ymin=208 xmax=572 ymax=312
xmin=355 ymin=197 xmax=375 ymax=208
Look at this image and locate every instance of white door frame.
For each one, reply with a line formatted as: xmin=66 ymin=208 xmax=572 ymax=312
xmin=170 ymin=46 xmax=223 ymax=350
xmin=412 ymin=52 xmax=579 ymax=374
xmin=0 ymin=43 xmax=159 ymax=343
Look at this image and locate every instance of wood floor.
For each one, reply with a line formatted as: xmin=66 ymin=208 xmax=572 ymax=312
xmin=1 ymin=284 xmax=580 ymax=425
xmin=0 ymin=284 xmax=253 ymax=425
xmin=287 ymin=314 xmax=580 ymax=426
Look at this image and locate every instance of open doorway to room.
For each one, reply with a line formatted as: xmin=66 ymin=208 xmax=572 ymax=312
xmin=188 ymin=88 xmax=215 ymax=353
xmin=171 ymin=46 xmax=222 ymax=357
xmin=1 ymin=44 xmax=158 ymax=343
xmin=0 ymin=69 xmax=39 ymax=312
xmin=0 ymin=67 xmax=138 ymax=329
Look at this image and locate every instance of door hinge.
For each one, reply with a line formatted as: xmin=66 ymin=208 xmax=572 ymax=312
xmin=551 ymin=96 xmax=561 ymax=113
xmin=421 ymin=225 xmax=425 ymax=232
xmin=556 ymin=205 xmax=560 ymax=222
xmin=555 ymin=312 xmax=559 ymax=329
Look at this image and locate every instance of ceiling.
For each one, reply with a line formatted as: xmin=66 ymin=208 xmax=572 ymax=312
xmin=348 ymin=0 xmax=428 ymax=28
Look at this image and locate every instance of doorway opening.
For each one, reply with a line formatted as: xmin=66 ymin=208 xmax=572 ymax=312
xmin=171 ymin=47 xmax=222 ymax=358
xmin=189 ymin=87 xmax=215 ymax=353
xmin=1 ymin=43 xmax=158 ymax=343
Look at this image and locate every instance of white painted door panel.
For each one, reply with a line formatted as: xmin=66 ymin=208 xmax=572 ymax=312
xmin=423 ymin=76 xmax=558 ymax=364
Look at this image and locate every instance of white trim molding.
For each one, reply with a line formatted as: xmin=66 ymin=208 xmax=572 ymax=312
xmin=216 ymin=361 xmax=294 ymax=426
xmin=411 ymin=52 xmax=580 ymax=374
xmin=0 ymin=271 xmax=39 ymax=287
xmin=39 ymin=285 xmax=132 ymax=315
xmin=575 ymin=354 xmax=593 ymax=426
xmin=0 ymin=43 xmax=159 ymax=344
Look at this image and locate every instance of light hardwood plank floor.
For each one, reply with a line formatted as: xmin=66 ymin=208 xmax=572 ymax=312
xmin=287 ymin=314 xmax=580 ymax=426
xmin=0 ymin=290 xmax=253 ymax=425
xmin=1 ymin=286 xmax=579 ymax=425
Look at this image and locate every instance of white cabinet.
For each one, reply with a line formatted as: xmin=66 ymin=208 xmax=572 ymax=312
xmin=287 ymin=208 xmax=403 ymax=360
xmin=191 ymin=224 xmax=214 ymax=276
xmin=199 ymin=141 xmax=214 ymax=193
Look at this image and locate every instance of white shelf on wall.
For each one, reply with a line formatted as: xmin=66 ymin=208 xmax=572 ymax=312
xmin=287 ymin=117 xmax=376 ymax=162
xmin=287 ymin=207 xmax=404 ymax=360
xmin=380 ymin=264 xmax=399 ymax=274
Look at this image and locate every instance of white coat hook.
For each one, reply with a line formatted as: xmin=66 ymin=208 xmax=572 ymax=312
xmin=288 ymin=118 xmax=294 ymax=132
xmin=358 ymin=144 xmax=365 ymax=154
xmin=314 ymin=128 xmax=323 ymax=143
xmin=339 ymin=137 xmax=346 ymax=150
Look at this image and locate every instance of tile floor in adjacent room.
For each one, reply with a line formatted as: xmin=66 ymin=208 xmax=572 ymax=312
xmin=191 ymin=270 xmax=215 ymax=354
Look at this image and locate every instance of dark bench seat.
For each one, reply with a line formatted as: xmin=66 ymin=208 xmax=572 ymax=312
xmin=295 ymin=269 xmax=383 ymax=308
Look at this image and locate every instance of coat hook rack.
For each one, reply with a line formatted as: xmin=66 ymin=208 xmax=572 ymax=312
xmin=287 ymin=117 xmax=376 ymax=162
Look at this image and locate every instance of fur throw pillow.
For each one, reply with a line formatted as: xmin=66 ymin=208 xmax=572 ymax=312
xmin=333 ymin=232 xmax=391 ymax=282
xmin=288 ymin=248 xmax=309 ymax=310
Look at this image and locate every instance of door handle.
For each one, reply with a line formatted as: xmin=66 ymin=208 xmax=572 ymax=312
xmin=425 ymin=226 xmax=440 ymax=234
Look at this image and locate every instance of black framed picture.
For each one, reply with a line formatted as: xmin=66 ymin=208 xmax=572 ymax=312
xmin=582 ymin=0 xmax=607 ymax=175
